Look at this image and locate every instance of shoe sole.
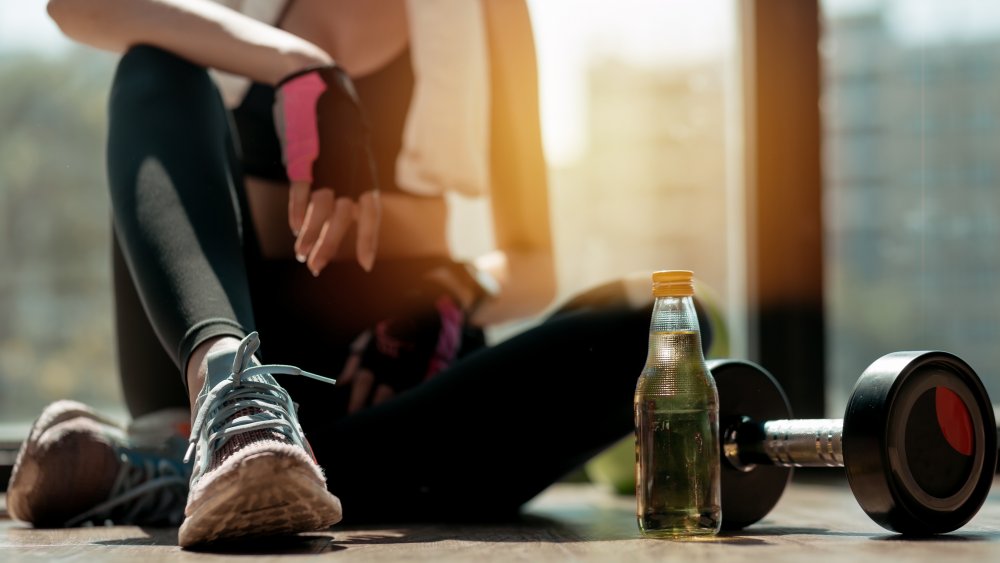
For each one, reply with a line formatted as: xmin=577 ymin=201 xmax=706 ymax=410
xmin=178 ymin=453 xmax=342 ymax=548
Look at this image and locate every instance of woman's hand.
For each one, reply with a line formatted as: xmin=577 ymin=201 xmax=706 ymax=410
xmin=337 ymin=288 xmax=465 ymax=413
xmin=274 ymin=65 xmax=381 ymax=275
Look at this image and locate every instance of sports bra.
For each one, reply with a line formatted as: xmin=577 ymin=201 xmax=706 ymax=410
xmin=230 ymin=47 xmax=416 ymax=194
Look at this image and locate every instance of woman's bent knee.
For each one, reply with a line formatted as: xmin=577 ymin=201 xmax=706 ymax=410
xmin=111 ymin=45 xmax=216 ymax=109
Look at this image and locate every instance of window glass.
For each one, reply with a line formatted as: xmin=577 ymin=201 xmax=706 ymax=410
xmin=0 ymin=4 xmax=119 ymax=437
xmin=822 ymin=0 xmax=1000 ymax=414
xmin=526 ymin=0 xmax=743 ymax=351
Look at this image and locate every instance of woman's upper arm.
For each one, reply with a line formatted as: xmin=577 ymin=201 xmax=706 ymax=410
xmin=482 ymin=0 xmax=552 ymax=255
xmin=46 ymin=0 xmax=329 ymax=84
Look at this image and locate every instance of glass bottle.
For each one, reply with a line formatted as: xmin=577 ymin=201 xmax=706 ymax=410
xmin=634 ymin=270 xmax=721 ymax=537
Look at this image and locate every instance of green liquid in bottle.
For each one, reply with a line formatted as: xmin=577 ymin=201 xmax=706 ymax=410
xmin=634 ymin=331 xmax=721 ymax=537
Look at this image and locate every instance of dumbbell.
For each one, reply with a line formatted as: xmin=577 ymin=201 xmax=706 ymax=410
xmin=710 ymin=351 xmax=997 ymax=534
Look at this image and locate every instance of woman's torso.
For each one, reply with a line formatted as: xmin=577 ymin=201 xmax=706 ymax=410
xmin=241 ymin=0 xmax=451 ymax=262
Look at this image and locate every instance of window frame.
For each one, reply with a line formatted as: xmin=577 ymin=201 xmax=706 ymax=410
xmin=741 ymin=0 xmax=826 ymax=417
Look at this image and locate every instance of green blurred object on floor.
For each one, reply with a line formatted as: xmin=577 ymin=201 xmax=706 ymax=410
xmin=584 ymin=279 xmax=730 ymax=495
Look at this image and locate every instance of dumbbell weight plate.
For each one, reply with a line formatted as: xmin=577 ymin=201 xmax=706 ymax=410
xmin=844 ymin=351 xmax=997 ymax=535
xmin=709 ymin=359 xmax=793 ymax=530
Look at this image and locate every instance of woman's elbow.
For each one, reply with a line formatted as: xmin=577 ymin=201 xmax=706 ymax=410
xmin=47 ymin=0 xmax=123 ymax=50
xmin=47 ymin=0 xmax=79 ymax=32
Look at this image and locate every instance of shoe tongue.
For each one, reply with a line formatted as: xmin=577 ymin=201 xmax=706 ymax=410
xmin=204 ymin=349 xmax=278 ymax=390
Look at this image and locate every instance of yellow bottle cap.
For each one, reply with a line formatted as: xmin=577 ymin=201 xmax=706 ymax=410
xmin=652 ymin=270 xmax=694 ymax=297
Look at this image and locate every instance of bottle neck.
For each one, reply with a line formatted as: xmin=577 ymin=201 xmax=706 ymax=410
xmin=647 ymin=295 xmax=705 ymax=359
xmin=649 ymin=295 xmax=701 ymax=331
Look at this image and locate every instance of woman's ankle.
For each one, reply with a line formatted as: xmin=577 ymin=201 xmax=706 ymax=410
xmin=185 ymin=336 xmax=244 ymax=409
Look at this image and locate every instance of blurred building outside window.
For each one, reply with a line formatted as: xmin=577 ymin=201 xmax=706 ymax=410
xmin=822 ymin=0 xmax=1000 ymax=414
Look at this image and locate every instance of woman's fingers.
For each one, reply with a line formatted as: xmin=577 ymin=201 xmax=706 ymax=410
xmin=291 ymin=186 xmax=380 ymax=276
xmin=347 ymin=369 xmax=375 ymax=414
xmin=338 ymin=355 xmax=361 ymax=385
xmin=294 ymin=188 xmax=334 ymax=263
xmin=307 ymin=196 xmax=354 ymax=276
xmin=355 ymin=191 xmax=381 ymax=272
xmin=357 ymin=191 xmax=382 ymax=272
xmin=288 ymin=181 xmax=311 ymax=236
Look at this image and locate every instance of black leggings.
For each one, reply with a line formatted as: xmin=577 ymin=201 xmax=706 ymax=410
xmin=107 ymin=46 xmax=686 ymax=522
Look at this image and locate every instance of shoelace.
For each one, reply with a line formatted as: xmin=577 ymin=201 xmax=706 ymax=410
xmin=183 ymin=332 xmax=336 ymax=479
xmin=63 ymin=447 xmax=190 ymax=527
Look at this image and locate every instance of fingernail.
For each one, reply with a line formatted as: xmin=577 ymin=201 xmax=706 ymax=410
xmin=360 ymin=253 xmax=375 ymax=272
xmin=296 ymin=253 xmax=307 ymax=263
xmin=311 ymin=262 xmax=325 ymax=277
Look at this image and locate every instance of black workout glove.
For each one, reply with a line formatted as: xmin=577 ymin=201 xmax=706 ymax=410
xmin=273 ymin=65 xmax=378 ymax=200
xmin=361 ymin=287 xmax=465 ymax=393
xmin=338 ymin=279 xmax=467 ymax=413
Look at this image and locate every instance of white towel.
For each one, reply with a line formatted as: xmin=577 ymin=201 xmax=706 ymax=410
xmin=397 ymin=0 xmax=490 ymax=197
xmin=209 ymin=0 xmax=490 ymax=198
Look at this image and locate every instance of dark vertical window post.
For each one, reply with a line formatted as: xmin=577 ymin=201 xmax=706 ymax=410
xmin=742 ymin=0 xmax=826 ymax=417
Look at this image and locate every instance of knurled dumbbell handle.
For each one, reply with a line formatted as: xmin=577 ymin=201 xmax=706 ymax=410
xmin=724 ymin=418 xmax=845 ymax=469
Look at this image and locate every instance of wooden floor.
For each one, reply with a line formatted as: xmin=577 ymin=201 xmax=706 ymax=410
xmin=2 ymin=475 xmax=999 ymax=562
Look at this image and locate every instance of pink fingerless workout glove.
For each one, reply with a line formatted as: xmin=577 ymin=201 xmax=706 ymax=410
xmin=273 ymin=65 xmax=379 ymax=199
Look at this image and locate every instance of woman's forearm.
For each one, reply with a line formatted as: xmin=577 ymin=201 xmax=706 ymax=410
xmin=47 ymin=0 xmax=330 ymax=84
xmin=473 ymin=0 xmax=554 ymax=326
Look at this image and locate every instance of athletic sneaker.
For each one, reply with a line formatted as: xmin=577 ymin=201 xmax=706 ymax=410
xmin=178 ymin=332 xmax=341 ymax=547
xmin=6 ymin=400 xmax=190 ymax=527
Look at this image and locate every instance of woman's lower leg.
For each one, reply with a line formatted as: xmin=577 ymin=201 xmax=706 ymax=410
xmin=107 ymin=45 xmax=258 ymax=394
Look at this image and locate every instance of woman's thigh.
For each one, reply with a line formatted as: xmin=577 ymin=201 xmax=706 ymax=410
xmin=306 ymin=303 xmax=650 ymax=522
